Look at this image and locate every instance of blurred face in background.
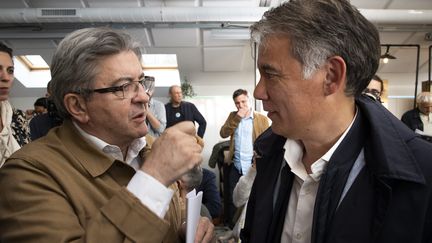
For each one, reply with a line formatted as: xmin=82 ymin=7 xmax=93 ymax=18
xmin=363 ymin=78 xmax=383 ymax=102
xmin=418 ymin=101 xmax=432 ymax=116
xmin=0 ymin=51 xmax=14 ymax=102
xmin=234 ymin=94 xmax=250 ymax=111
xmin=366 ymin=79 xmax=382 ymax=97
xmin=34 ymin=105 xmax=47 ymax=115
xmin=170 ymin=86 xmax=183 ymax=105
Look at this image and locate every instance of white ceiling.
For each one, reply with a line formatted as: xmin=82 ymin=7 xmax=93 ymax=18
xmin=0 ymin=0 xmax=431 ymax=98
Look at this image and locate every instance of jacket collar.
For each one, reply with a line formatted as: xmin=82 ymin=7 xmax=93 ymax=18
xmin=253 ymin=127 xmax=286 ymax=158
xmin=356 ymin=95 xmax=425 ymax=184
xmin=57 ymin=120 xmax=119 ymax=178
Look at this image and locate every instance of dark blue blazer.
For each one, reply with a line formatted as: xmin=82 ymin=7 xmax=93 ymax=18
xmin=196 ymin=168 xmax=222 ymax=219
xmin=241 ymin=96 xmax=432 ymax=243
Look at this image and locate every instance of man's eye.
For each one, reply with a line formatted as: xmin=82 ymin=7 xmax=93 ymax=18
xmin=263 ymin=72 xmax=278 ymax=79
xmin=122 ymin=83 xmax=133 ymax=91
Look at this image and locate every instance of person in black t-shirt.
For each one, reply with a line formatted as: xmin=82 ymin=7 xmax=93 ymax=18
xmin=165 ymin=85 xmax=207 ymax=138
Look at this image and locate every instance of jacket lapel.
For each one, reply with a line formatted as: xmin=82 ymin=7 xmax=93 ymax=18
xmin=242 ymin=127 xmax=288 ymax=243
xmin=319 ymin=96 xmax=427 ymax=243
xmin=312 ymin=108 xmax=366 ymax=243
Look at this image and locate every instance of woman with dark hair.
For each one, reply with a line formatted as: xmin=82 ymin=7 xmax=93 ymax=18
xmin=0 ymin=43 xmax=29 ymax=167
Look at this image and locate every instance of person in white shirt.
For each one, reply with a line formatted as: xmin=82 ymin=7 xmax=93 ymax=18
xmin=144 ymin=75 xmax=166 ymax=140
xmin=0 ymin=27 xmax=214 ymax=242
xmin=240 ymin=1 xmax=432 ymax=243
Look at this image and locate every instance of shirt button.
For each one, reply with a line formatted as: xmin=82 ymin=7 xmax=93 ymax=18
xmin=296 ymin=232 xmax=302 ymax=239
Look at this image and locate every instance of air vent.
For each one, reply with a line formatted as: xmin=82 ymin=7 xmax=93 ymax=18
xmin=37 ymin=8 xmax=80 ymax=18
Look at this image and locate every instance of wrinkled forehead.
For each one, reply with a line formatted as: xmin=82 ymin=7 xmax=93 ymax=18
xmin=172 ymin=87 xmax=182 ymax=93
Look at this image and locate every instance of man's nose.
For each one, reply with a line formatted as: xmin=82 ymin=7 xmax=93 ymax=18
xmin=134 ymin=84 xmax=150 ymax=103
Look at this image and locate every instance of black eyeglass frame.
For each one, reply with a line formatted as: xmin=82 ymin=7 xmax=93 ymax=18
xmin=75 ymin=75 xmax=155 ymax=99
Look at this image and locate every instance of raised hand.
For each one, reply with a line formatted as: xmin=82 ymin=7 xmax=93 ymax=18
xmin=141 ymin=121 xmax=203 ymax=186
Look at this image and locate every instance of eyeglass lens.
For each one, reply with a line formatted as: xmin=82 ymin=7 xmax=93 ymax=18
xmin=122 ymin=79 xmax=155 ymax=99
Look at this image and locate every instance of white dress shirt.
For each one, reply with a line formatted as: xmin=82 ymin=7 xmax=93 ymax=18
xmin=420 ymin=113 xmax=432 ymax=135
xmin=73 ymin=122 xmax=174 ymax=218
xmin=280 ymin=111 xmax=357 ymax=243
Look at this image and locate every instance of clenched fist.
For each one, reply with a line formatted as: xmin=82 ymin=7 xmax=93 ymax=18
xmin=140 ymin=121 xmax=203 ymax=186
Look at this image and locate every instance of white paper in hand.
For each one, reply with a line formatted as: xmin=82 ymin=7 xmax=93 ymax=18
xmin=186 ymin=189 xmax=203 ymax=243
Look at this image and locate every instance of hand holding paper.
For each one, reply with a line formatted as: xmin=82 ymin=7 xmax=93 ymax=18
xmin=186 ymin=189 xmax=203 ymax=243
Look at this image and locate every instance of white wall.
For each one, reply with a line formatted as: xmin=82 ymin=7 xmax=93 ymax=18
xmin=378 ymin=71 xmax=428 ymax=118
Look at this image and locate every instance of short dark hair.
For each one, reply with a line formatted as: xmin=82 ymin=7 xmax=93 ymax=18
xmin=34 ymin=97 xmax=48 ymax=108
xmin=233 ymin=89 xmax=248 ymax=100
xmin=0 ymin=43 xmax=13 ymax=58
xmin=372 ymin=74 xmax=384 ymax=93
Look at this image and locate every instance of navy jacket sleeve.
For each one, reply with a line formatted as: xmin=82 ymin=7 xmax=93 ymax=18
xmin=191 ymin=104 xmax=207 ymax=138
xmin=197 ymin=168 xmax=221 ymax=218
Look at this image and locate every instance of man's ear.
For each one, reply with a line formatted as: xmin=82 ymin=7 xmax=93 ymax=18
xmin=323 ymin=56 xmax=346 ymax=96
xmin=63 ymin=93 xmax=90 ymax=123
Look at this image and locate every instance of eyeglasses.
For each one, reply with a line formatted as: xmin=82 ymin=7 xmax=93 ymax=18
xmin=363 ymin=88 xmax=382 ymax=103
xmin=77 ymin=75 xmax=155 ymax=99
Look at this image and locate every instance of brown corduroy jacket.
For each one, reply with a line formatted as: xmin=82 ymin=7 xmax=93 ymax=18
xmin=0 ymin=120 xmax=182 ymax=242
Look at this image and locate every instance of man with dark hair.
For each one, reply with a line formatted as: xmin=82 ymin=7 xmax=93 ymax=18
xmin=220 ymin=89 xmax=269 ymax=228
xmin=29 ymin=84 xmax=63 ymax=140
xmin=0 ymin=27 xmax=214 ymax=242
xmin=165 ymin=85 xmax=207 ymax=138
xmin=363 ymin=74 xmax=384 ymax=102
xmin=241 ymin=0 xmax=432 ymax=242
xmin=33 ymin=97 xmax=48 ymax=115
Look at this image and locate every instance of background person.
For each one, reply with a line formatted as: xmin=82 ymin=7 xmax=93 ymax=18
xmin=144 ymin=75 xmax=166 ymax=142
xmin=176 ymin=165 xmax=212 ymax=220
xmin=0 ymin=43 xmax=29 ymax=166
xmin=241 ymin=0 xmax=432 ymax=242
xmin=219 ymin=88 xmax=269 ymax=228
xmin=165 ymin=85 xmax=207 ymax=138
xmin=401 ymin=91 xmax=432 ymax=141
xmin=29 ymin=82 xmax=63 ymax=140
xmin=196 ymin=167 xmax=222 ymax=221
xmin=33 ymin=97 xmax=48 ymax=115
xmin=363 ymin=74 xmax=384 ymax=102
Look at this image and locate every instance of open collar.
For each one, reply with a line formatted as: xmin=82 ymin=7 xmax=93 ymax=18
xmin=59 ymin=120 xmax=121 ymax=178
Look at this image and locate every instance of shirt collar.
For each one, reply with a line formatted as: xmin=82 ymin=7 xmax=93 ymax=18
xmin=72 ymin=121 xmax=146 ymax=165
xmin=321 ymin=107 xmax=358 ymax=162
xmin=283 ymin=107 xmax=358 ymax=181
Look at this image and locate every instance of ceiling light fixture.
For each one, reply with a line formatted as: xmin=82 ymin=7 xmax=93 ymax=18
xmin=380 ymin=45 xmax=396 ymax=64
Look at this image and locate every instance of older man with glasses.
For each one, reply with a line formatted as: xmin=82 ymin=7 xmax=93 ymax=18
xmin=0 ymin=27 xmax=214 ymax=242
